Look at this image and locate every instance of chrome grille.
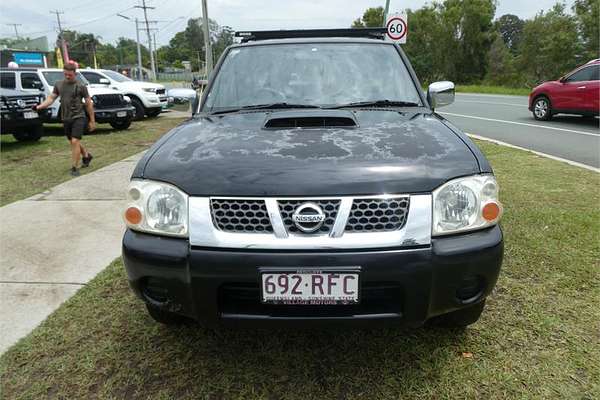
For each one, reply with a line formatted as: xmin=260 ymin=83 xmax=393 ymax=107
xmin=278 ymin=200 xmax=340 ymax=234
xmin=346 ymin=197 xmax=410 ymax=232
xmin=1 ymin=96 xmax=39 ymax=110
xmin=93 ymin=94 xmax=123 ymax=109
xmin=211 ymin=199 xmax=273 ymax=233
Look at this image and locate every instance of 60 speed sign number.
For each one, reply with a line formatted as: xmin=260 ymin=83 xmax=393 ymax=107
xmin=386 ymin=13 xmax=408 ymax=43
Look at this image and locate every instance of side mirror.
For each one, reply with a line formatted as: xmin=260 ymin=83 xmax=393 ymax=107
xmin=99 ymin=78 xmax=110 ymax=85
xmin=32 ymin=81 xmax=44 ymax=91
xmin=427 ymin=81 xmax=455 ymax=110
xmin=167 ymin=88 xmax=198 ymax=114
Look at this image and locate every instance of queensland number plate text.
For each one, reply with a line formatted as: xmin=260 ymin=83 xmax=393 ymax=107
xmin=23 ymin=111 xmax=38 ymax=119
xmin=261 ymin=272 xmax=359 ymax=304
xmin=117 ymin=111 xmax=127 ymax=117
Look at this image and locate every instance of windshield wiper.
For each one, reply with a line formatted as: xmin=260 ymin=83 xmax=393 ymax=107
xmin=326 ymin=100 xmax=420 ymax=109
xmin=210 ymin=103 xmax=320 ymax=115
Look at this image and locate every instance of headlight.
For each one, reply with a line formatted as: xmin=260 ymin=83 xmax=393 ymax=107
xmin=432 ymin=174 xmax=502 ymax=236
xmin=124 ymin=180 xmax=188 ymax=237
xmin=123 ymin=95 xmax=131 ymax=103
xmin=142 ymin=87 xmax=157 ymax=93
xmin=92 ymin=95 xmax=98 ymax=104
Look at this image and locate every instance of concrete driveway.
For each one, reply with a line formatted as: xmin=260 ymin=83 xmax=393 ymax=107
xmin=0 ymin=154 xmax=141 ymax=354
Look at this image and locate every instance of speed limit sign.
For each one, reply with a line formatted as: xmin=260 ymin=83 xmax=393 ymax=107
xmin=386 ymin=13 xmax=408 ymax=44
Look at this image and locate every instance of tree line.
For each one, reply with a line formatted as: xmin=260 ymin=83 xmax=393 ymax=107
xmin=1 ymin=0 xmax=597 ymax=87
xmin=1 ymin=18 xmax=234 ymax=74
xmin=354 ymin=0 xmax=599 ymax=87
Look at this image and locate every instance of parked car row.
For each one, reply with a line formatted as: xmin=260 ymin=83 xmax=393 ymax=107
xmin=0 ymin=67 xmax=169 ymax=142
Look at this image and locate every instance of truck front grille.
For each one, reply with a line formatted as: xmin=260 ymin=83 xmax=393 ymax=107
xmin=278 ymin=199 xmax=340 ymax=234
xmin=93 ymin=94 xmax=123 ymax=109
xmin=0 ymin=96 xmax=39 ymax=110
xmin=209 ymin=196 xmax=410 ymax=236
xmin=346 ymin=197 xmax=410 ymax=232
xmin=211 ymin=199 xmax=273 ymax=233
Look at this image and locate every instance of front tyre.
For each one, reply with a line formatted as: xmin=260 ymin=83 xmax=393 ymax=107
xmin=533 ymin=96 xmax=552 ymax=121
xmin=12 ymin=124 xmax=43 ymax=142
xmin=131 ymin=97 xmax=145 ymax=120
xmin=146 ymin=108 xmax=161 ymax=118
xmin=145 ymin=304 xmax=188 ymax=325
xmin=428 ymin=300 xmax=486 ymax=328
xmin=110 ymin=119 xmax=132 ymax=130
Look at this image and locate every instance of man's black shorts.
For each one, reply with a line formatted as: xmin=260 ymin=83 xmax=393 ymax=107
xmin=64 ymin=117 xmax=86 ymax=140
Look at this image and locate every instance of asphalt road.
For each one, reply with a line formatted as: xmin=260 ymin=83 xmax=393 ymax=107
xmin=439 ymin=93 xmax=600 ymax=169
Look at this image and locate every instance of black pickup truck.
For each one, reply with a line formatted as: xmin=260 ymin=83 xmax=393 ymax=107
xmin=0 ymin=88 xmax=47 ymax=141
xmin=122 ymin=29 xmax=504 ymax=329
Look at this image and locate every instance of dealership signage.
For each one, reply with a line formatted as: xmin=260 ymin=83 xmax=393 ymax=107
xmin=13 ymin=52 xmax=44 ymax=65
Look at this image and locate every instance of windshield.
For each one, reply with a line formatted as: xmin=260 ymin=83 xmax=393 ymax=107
xmin=203 ymin=43 xmax=421 ymax=112
xmin=103 ymin=70 xmax=132 ymax=82
xmin=42 ymin=71 xmax=89 ymax=86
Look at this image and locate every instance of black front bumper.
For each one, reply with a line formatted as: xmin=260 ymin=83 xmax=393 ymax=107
xmin=0 ymin=110 xmax=46 ymax=133
xmin=123 ymin=225 xmax=503 ymax=327
xmin=94 ymin=106 xmax=135 ymax=123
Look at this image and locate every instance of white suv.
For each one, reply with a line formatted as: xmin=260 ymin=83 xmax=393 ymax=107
xmin=0 ymin=68 xmax=135 ymax=130
xmin=81 ymin=69 xmax=167 ymax=120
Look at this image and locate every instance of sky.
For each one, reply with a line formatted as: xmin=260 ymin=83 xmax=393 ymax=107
xmin=0 ymin=0 xmax=576 ymax=48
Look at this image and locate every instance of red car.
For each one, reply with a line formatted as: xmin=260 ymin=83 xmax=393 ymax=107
xmin=529 ymin=59 xmax=599 ymax=121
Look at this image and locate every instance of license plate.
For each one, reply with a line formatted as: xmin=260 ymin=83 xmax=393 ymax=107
xmin=23 ymin=111 xmax=38 ymax=119
xmin=261 ymin=271 xmax=359 ymax=304
xmin=116 ymin=111 xmax=127 ymax=118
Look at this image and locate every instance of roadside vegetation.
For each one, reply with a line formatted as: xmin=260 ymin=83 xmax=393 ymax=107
xmin=455 ymin=85 xmax=530 ymax=96
xmin=355 ymin=0 xmax=597 ymax=92
xmin=0 ymin=116 xmax=185 ymax=207
xmin=1 ymin=140 xmax=598 ymax=399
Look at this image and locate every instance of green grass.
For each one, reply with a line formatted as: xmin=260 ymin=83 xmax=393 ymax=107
xmin=1 ymin=141 xmax=599 ymax=399
xmin=0 ymin=117 xmax=186 ymax=207
xmin=455 ymin=85 xmax=531 ymax=96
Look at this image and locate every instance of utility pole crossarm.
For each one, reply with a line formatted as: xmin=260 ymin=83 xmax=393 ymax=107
xmin=6 ymin=23 xmax=22 ymax=38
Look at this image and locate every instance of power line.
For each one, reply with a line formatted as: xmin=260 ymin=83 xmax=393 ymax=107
xmin=50 ymin=10 xmax=64 ymax=33
xmin=65 ymin=6 xmax=136 ymax=29
xmin=6 ymin=23 xmax=22 ymax=38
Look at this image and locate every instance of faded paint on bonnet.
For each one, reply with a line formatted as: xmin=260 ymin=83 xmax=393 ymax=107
xmin=137 ymin=109 xmax=481 ymax=196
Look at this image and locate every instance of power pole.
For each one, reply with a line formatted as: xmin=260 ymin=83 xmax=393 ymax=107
xmin=135 ymin=19 xmax=143 ymax=80
xmin=152 ymin=32 xmax=158 ymax=74
xmin=50 ymin=10 xmax=67 ymax=64
xmin=135 ymin=0 xmax=156 ymax=80
xmin=118 ymin=13 xmax=144 ymax=80
xmin=201 ymin=0 xmax=213 ymax=76
xmin=7 ymin=24 xmax=21 ymax=38
xmin=383 ymin=0 xmax=391 ymax=24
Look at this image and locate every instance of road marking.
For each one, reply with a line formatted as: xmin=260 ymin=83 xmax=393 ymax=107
xmin=467 ymin=133 xmax=600 ymax=173
xmin=455 ymin=100 xmax=526 ymax=107
xmin=456 ymin=93 xmax=527 ymax=99
xmin=440 ymin=112 xmax=600 ymax=137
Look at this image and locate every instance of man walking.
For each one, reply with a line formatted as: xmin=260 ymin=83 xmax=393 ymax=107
xmin=34 ymin=62 xmax=95 ymax=176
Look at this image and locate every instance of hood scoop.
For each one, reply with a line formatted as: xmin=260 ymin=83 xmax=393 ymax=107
xmin=263 ymin=110 xmax=358 ymax=129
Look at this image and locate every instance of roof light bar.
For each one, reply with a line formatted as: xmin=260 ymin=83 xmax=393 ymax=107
xmin=235 ymin=28 xmax=388 ymax=43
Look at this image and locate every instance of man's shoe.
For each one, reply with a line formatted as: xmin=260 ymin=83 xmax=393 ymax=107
xmin=70 ymin=167 xmax=80 ymax=177
xmin=82 ymin=153 xmax=93 ymax=167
